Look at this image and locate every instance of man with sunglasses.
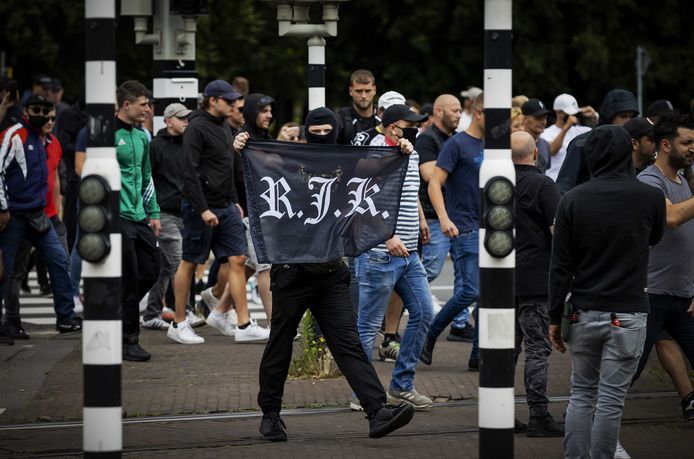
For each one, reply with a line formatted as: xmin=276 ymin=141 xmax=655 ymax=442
xmin=0 ymin=94 xmax=82 ymax=342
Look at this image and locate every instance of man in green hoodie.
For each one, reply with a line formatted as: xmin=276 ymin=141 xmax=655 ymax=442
xmin=115 ymin=80 xmax=161 ymax=362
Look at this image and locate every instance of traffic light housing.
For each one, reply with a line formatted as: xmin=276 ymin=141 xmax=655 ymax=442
xmin=483 ymin=176 xmax=514 ymax=258
xmin=77 ymin=175 xmax=113 ymax=263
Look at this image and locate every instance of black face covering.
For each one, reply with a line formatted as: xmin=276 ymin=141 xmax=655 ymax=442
xmin=304 ymin=107 xmax=338 ymax=144
xmin=28 ymin=114 xmax=49 ymax=130
xmin=399 ymin=127 xmax=418 ymax=145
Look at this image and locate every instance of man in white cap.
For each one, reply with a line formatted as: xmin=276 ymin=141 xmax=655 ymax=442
xmin=540 ymin=93 xmax=597 ymax=181
xmin=352 ymin=90 xmax=406 ymax=146
xmin=457 ymin=86 xmax=483 ymax=132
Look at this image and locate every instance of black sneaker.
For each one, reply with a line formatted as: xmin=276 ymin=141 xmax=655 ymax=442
xmin=681 ymin=391 xmax=694 ymax=422
xmin=527 ymin=413 xmax=564 ymax=437
xmin=514 ymin=418 xmax=528 ymax=433
xmin=260 ymin=412 xmax=287 ymax=442
xmin=468 ymin=357 xmax=479 ymax=371
xmin=419 ymin=336 xmax=436 ymax=365
xmin=123 ymin=341 xmax=152 ymax=362
xmin=0 ymin=327 xmax=14 ymax=346
xmin=447 ymin=323 xmax=473 ymax=342
xmin=56 ymin=317 xmax=83 ymax=333
xmin=20 ymin=278 xmax=31 ymax=294
xmin=39 ymin=284 xmax=53 ymax=298
xmin=368 ymin=403 xmax=415 ymax=439
xmin=4 ymin=319 xmax=29 ymax=340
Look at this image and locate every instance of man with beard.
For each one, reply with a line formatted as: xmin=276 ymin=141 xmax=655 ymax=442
xmin=336 ymin=69 xmax=378 ymax=145
xmin=234 ymin=107 xmax=416 ymax=442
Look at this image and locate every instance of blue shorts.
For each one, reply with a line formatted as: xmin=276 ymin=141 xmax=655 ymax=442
xmin=181 ymin=202 xmax=248 ymax=265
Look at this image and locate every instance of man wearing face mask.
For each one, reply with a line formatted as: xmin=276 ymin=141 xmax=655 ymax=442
xmin=234 ymin=107 xmax=416 ymax=442
xmin=0 ymin=94 xmax=82 ymax=342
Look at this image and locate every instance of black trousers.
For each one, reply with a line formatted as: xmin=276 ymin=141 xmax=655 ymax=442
xmin=121 ymin=219 xmax=160 ymax=341
xmin=258 ymin=262 xmax=386 ymax=417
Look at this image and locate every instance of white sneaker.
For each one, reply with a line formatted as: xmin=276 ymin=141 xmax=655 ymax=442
xmin=235 ymin=320 xmax=270 ymax=343
xmin=206 ymin=310 xmax=235 ymax=336
xmin=614 ymin=440 xmax=631 ymax=459
xmin=73 ymin=295 xmax=84 ymax=315
xmin=167 ymin=321 xmax=205 ymax=344
xmin=186 ymin=309 xmax=206 ymax=328
xmin=141 ymin=316 xmax=169 ymax=330
xmin=201 ymin=287 xmax=221 ymax=311
xmin=227 ymin=308 xmax=238 ymax=326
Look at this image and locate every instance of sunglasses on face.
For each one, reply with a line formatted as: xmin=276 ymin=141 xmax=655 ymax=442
xmin=28 ymin=106 xmax=52 ymax=116
xmin=47 ymin=116 xmax=56 ymax=122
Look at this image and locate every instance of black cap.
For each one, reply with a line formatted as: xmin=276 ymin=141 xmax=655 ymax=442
xmin=33 ymin=74 xmax=52 ymax=88
xmin=623 ymin=117 xmax=654 ymax=140
xmin=203 ymin=80 xmax=243 ymax=101
xmin=381 ymin=104 xmax=428 ymax=128
xmin=521 ymin=98 xmax=551 ymax=117
xmin=420 ymin=103 xmax=434 ymax=117
xmin=51 ymin=78 xmax=63 ymax=91
xmin=646 ymin=99 xmax=676 ymax=118
xmin=25 ymin=94 xmax=53 ymax=108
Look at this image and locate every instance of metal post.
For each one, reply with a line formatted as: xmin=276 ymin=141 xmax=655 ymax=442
xmin=83 ymin=0 xmax=122 ymax=456
xmin=307 ymin=36 xmax=326 ymax=110
xmin=479 ymin=0 xmax=515 ymax=458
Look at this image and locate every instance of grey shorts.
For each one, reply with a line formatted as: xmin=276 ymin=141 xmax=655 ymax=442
xmin=244 ymin=217 xmax=270 ymax=272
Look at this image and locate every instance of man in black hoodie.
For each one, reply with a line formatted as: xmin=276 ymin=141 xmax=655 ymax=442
xmin=555 ymin=89 xmax=639 ymax=194
xmin=548 ymin=125 xmax=665 ymax=458
xmin=234 ymin=107 xmax=415 ymax=442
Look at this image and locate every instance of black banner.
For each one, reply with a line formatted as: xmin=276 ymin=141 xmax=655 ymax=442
xmin=241 ymin=140 xmax=409 ymax=264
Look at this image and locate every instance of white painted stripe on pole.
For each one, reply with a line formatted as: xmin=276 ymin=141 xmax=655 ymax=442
xmin=479 ymin=154 xmax=515 ymax=185
xmin=483 ymin=0 xmax=512 ymax=30
xmin=83 ymin=407 xmax=122 ymax=451
xmin=85 ymin=61 xmax=117 ymax=104
xmin=85 ymin=0 xmax=115 ymax=19
xmin=479 ymin=231 xmax=515 ymax=268
xmin=80 ymin=152 xmax=121 ymax=190
xmin=308 ymin=45 xmax=325 ymax=65
xmin=479 ymin=308 xmax=515 ymax=348
xmin=481 ymin=149 xmax=512 ymax=162
xmin=308 ymin=87 xmax=325 ymax=111
xmin=483 ymin=69 xmax=512 ymax=108
xmin=152 ymin=78 xmax=198 ymax=99
xmin=82 ymin=321 xmax=122 ymax=365
xmin=478 ymin=387 xmax=514 ymax=428
xmin=82 ymin=234 xmax=122 ymax=278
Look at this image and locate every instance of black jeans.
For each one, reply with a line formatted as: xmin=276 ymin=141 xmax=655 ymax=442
xmin=121 ymin=219 xmax=160 ymax=342
xmin=258 ymin=262 xmax=386 ymax=417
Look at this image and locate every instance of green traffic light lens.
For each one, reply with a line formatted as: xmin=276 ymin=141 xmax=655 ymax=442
xmin=485 ymin=231 xmax=514 ymax=258
xmin=487 ymin=205 xmax=513 ymax=230
xmin=77 ymin=233 xmax=111 ymax=263
xmin=79 ymin=206 xmax=107 ymax=232
xmin=79 ymin=176 xmax=108 ymax=205
xmin=486 ymin=178 xmax=513 ymax=205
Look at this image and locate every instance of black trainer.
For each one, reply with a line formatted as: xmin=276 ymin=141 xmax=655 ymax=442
xmin=123 ymin=341 xmax=151 ymax=362
xmin=681 ymin=391 xmax=694 ymax=422
xmin=368 ymin=403 xmax=415 ymax=439
xmin=527 ymin=413 xmax=564 ymax=437
xmin=56 ymin=316 xmax=83 ymax=333
xmin=419 ymin=336 xmax=436 ymax=365
xmin=447 ymin=323 xmax=473 ymax=342
xmin=468 ymin=357 xmax=479 ymax=371
xmin=4 ymin=318 xmax=29 ymax=340
xmin=260 ymin=412 xmax=287 ymax=441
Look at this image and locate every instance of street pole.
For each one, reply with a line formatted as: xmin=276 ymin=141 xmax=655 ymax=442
xmin=82 ymin=0 xmax=122 ymax=456
xmin=635 ymin=45 xmax=651 ymax=115
xmin=308 ymin=36 xmax=326 ymax=110
xmin=479 ymin=0 xmax=515 ymax=458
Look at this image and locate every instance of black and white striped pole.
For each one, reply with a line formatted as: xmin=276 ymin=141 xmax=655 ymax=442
xmin=308 ymin=35 xmax=326 ymax=110
xmin=479 ymin=0 xmax=515 ymax=458
xmin=81 ymin=0 xmax=122 ymax=456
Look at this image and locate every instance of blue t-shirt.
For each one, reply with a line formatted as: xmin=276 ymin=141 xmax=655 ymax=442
xmin=75 ymin=126 xmax=88 ymax=153
xmin=436 ymin=131 xmax=483 ymax=231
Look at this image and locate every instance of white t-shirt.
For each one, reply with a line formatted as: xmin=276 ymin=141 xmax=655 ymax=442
xmin=541 ymin=124 xmax=591 ymax=181
xmin=457 ymin=111 xmax=472 ymax=133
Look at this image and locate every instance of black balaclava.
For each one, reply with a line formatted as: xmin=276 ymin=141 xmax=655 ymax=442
xmin=305 ymin=107 xmax=338 ymax=144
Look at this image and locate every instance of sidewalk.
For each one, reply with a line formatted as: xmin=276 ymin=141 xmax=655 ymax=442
xmin=1 ymin=318 xmax=692 ymax=457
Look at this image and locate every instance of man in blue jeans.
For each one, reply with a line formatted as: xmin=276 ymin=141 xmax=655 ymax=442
xmin=419 ymin=92 xmax=485 ymax=370
xmin=356 ymin=104 xmax=434 ymax=410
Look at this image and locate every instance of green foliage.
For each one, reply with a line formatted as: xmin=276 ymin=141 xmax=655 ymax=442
xmin=288 ymin=311 xmax=342 ymax=380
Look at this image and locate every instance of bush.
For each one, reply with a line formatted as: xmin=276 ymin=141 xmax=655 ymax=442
xmin=288 ymin=311 xmax=342 ymax=380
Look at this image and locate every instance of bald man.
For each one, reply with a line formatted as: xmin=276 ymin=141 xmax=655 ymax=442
xmin=415 ymin=95 xmax=471 ymax=340
xmin=511 ymin=131 xmax=564 ymax=437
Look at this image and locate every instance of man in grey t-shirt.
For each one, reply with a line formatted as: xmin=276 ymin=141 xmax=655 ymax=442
xmin=632 ymin=114 xmax=694 ymax=421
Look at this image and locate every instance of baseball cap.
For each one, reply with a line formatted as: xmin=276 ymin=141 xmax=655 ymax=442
xmin=163 ymin=102 xmax=192 ymax=119
xmin=521 ymin=98 xmax=551 ymax=117
xmin=623 ymin=117 xmax=654 ymax=140
xmin=553 ymin=93 xmax=580 ymax=115
xmin=377 ymin=91 xmax=406 ymax=110
xmin=420 ymin=102 xmax=434 ymax=117
xmin=460 ymin=86 xmax=483 ymax=100
xmin=33 ymin=74 xmax=52 ymax=89
xmin=203 ymin=80 xmax=243 ymax=102
xmin=25 ymin=94 xmax=53 ymax=107
xmin=646 ymin=99 xmax=676 ymax=118
xmin=381 ymin=104 xmax=428 ymax=128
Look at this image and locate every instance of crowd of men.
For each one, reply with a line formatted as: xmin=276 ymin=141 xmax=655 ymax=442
xmin=1 ymin=69 xmax=694 ymax=453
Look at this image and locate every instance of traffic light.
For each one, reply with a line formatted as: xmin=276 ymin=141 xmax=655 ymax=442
xmin=77 ymin=175 xmax=113 ymax=263
xmin=483 ymin=176 xmax=514 ymax=258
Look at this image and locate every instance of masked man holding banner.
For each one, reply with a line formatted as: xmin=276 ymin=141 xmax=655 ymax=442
xmin=234 ymin=107 xmax=415 ymax=442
